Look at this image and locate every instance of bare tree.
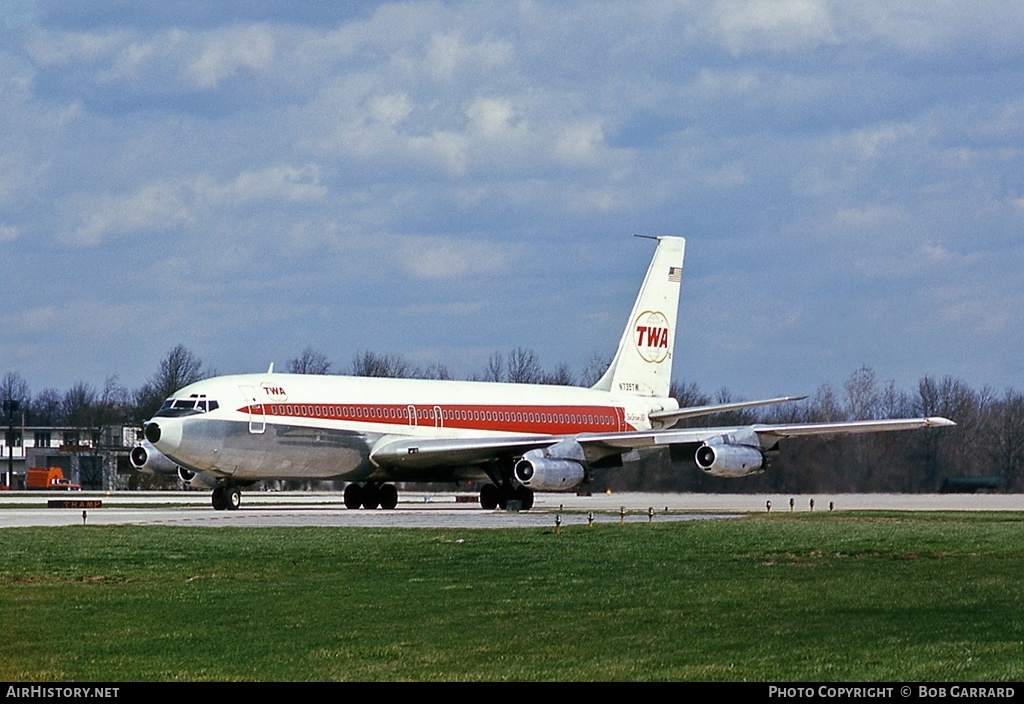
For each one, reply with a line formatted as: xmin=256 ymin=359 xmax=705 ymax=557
xmin=806 ymin=382 xmax=846 ymax=422
xmin=133 ymin=344 xmax=206 ymax=421
xmin=844 ymin=365 xmax=881 ymax=420
xmin=97 ymin=375 xmax=132 ymax=426
xmin=506 ymin=347 xmax=543 ymax=384
xmin=984 ymin=388 xmax=1024 ymax=491
xmin=0 ymin=372 xmax=30 ymax=412
xmin=420 ymin=362 xmax=452 ymax=380
xmin=287 ymin=347 xmax=333 ymax=375
xmin=541 ymin=362 xmax=576 ymax=386
xmin=481 ymin=351 xmax=504 ymax=382
xmin=671 ymin=380 xmax=710 ymax=410
xmin=578 ymin=353 xmax=611 ymax=388
xmin=61 ymin=382 xmax=98 ymax=428
xmin=30 ymin=388 xmax=62 ymax=426
xmin=913 ymin=375 xmax=987 ymax=489
xmin=350 ymin=351 xmax=418 ymax=378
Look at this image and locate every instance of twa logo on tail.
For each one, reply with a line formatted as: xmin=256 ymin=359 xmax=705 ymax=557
xmin=634 ymin=310 xmax=670 ymax=363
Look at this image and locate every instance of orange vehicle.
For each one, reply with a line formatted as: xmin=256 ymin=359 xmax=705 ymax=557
xmin=26 ymin=467 xmax=81 ymax=491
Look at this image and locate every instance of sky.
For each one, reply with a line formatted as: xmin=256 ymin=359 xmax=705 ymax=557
xmin=2 ymin=0 xmax=1023 ymax=402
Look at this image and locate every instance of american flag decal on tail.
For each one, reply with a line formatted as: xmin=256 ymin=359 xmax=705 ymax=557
xmin=668 ymin=266 xmax=682 ymax=282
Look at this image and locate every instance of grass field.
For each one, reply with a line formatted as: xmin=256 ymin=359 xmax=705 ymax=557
xmin=1 ymin=511 xmax=1022 ymax=682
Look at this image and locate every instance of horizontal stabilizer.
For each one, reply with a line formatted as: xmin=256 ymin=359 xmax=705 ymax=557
xmin=649 ymin=395 xmax=807 ymax=427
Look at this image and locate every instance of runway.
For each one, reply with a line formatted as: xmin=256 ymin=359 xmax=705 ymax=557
xmin=1 ymin=490 xmax=1020 ymax=528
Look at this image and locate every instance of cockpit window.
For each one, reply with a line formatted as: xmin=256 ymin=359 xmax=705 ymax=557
xmin=154 ymin=393 xmax=218 ymax=417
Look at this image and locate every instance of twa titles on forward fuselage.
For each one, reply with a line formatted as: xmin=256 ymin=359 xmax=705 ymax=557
xmin=136 ymin=236 xmax=954 ymax=511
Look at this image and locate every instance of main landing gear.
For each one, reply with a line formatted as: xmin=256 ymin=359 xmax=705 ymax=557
xmin=477 ymin=456 xmax=534 ymax=510
xmin=344 ymin=482 xmax=399 ymax=510
xmin=211 ymin=485 xmax=241 ymax=511
xmin=479 ymin=483 xmax=534 ymax=510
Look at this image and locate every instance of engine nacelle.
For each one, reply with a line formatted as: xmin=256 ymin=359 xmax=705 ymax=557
xmin=178 ymin=467 xmax=219 ymax=489
xmin=514 ymin=456 xmax=586 ymax=491
xmin=695 ymin=440 xmax=765 ymax=478
xmin=513 ymin=439 xmax=588 ymax=491
xmin=129 ymin=441 xmax=180 ymax=475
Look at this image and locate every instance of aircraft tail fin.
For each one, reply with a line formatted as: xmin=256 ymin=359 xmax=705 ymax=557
xmin=592 ymin=236 xmax=685 ymax=398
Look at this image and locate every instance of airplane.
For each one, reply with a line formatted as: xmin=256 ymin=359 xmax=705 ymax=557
xmin=137 ymin=235 xmax=954 ymax=511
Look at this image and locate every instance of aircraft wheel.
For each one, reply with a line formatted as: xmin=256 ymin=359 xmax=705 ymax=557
xmin=379 ymin=484 xmax=398 ymax=510
xmin=212 ymin=486 xmax=227 ymax=510
xmin=480 ymin=483 xmax=499 ymax=510
xmin=225 ymin=486 xmax=242 ymax=511
xmin=496 ymin=486 xmax=512 ymax=511
xmin=343 ymin=484 xmax=362 ymax=510
xmin=515 ymin=486 xmax=534 ymax=511
xmin=361 ymin=484 xmax=380 ymax=510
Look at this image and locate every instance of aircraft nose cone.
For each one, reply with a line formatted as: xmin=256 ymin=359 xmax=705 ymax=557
xmin=144 ymin=422 xmax=161 ymax=444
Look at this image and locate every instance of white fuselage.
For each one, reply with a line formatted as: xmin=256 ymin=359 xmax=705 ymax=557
xmin=150 ymin=372 xmax=679 ymax=483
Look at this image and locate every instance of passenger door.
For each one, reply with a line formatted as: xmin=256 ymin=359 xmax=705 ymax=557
xmin=241 ymin=386 xmax=265 ymax=434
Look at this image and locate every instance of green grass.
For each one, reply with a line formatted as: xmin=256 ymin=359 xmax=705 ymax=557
xmin=1 ymin=512 xmax=1022 ymax=681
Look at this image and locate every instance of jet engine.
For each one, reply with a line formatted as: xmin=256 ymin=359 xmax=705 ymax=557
xmin=177 ymin=467 xmax=219 ymax=489
xmin=129 ymin=441 xmax=180 ymax=476
xmin=694 ymin=433 xmax=765 ymax=478
xmin=513 ymin=439 xmax=587 ymax=491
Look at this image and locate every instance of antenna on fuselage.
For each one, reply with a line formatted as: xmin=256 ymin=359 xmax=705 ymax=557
xmin=267 ymin=362 xmax=275 ymax=374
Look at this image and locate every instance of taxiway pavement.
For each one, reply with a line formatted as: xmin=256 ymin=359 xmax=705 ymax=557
xmin=1 ymin=491 xmax=1020 ymax=529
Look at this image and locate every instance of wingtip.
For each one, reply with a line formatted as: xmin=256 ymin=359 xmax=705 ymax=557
xmin=926 ymin=417 xmax=957 ymax=427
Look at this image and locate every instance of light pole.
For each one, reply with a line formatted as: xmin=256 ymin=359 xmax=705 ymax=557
xmin=3 ymin=399 xmax=18 ymax=488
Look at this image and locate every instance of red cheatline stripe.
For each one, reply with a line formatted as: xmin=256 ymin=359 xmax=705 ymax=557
xmin=237 ymin=402 xmax=631 ymax=434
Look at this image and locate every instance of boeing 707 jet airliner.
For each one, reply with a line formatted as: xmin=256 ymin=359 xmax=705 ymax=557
xmin=135 ymin=236 xmax=953 ymax=510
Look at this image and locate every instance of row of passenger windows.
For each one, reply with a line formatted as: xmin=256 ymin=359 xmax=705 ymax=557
xmin=265 ymin=404 xmax=616 ymax=427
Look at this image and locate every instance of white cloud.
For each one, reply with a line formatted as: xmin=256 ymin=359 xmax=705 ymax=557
xmin=423 ymin=31 xmax=514 ymax=83
xmin=930 ymin=282 xmax=1014 ymax=337
xmin=554 ymin=121 xmax=605 ymax=167
xmin=710 ymin=0 xmax=839 ymax=55
xmin=407 ymin=130 xmax=470 ymax=176
xmin=368 ymin=93 xmax=414 ymax=125
xmin=27 ymin=29 xmax=129 ymax=66
xmin=834 ymin=205 xmax=906 ymax=228
xmin=394 ymin=235 xmax=517 ymax=279
xmin=0 ymin=224 xmax=19 ymax=242
xmin=466 ymin=97 xmax=521 ymax=139
xmin=4 ymin=300 xmax=145 ymax=341
xmin=188 ymin=25 xmax=276 ymax=89
xmin=71 ymin=181 xmax=194 ymax=246
xmin=66 ymin=164 xmax=327 ymax=247
xmin=215 ymin=164 xmax=327 ymax=204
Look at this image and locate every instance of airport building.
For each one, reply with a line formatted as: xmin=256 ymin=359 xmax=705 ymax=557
xmin=1 ymin=424 xmax=140 ymax=491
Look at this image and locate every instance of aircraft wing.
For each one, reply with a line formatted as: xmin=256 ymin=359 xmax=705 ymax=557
xmin=369 ymin=416 xmax=955 ymax=471
xmin=370 ymin=434 xmax=561 ymax=469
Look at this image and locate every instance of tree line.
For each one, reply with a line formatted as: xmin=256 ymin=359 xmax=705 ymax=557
xmin=621 ymin=367 xmax=1024 ymax=494
xmin=4 ymin=345 xmax=1022 ymax=492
